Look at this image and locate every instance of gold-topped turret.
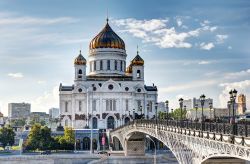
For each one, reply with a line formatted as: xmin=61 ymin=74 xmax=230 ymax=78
xmin=74 ymin=50 xmax=86 ymax=65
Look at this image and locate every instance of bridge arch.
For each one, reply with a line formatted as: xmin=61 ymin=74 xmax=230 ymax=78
xmin=110 ymin=121 xmax=250 ymax=164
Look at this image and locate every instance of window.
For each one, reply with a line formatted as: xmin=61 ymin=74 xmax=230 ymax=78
xmin=125 ymin=99 xmax=129 ymax=111
xmin=120 ymin=61 xmax=123 ymax=71
xmin=107 ymin=116 xmax=115 ymax=129
xmin=100 ymin=60 xmax=103 ymax=70
xmin=137 ymin=100 xmax=141 ymax=111
xmin=149 ymin=101 xmax=152 ymax=112
xmin=107 ymin=60 xmax=110 ymax=70
xmin=65 ymin=102 xmax=68 ymax=112
xmin=106 ymin=99 xmax=116 ymax=111
xmin=108 ymin=84 xmax=114 ymax=90
xmin=137 ymin=70 xmax=141 ymax=78
xmin=92 ymin=117 xmax=98 ymax=129
xmin=92 ymin=99 xmax=96 ymax=111
xmin=78 ymin=69 xmax=82 ymax=74
xmin=90 ymin=61 xmax=93 ymax=72
xmin=94 ymin=61 xmax=96 ymax=71
xmin=115 ymin=60 xmax=117 ymax=70
xmin=79 ymin=101 xmax=82 ymax=111
xmin=65 ymin=119 xmax=68 ymax=127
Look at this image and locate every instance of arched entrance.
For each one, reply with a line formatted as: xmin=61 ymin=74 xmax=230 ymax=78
xmin=82 ymin=137 xmax=90 ymax=150
xmin=107 ymin=116 xmax=115 ymax=129
xmin=125 ymin=117 xmax=130 ymax=124
xmin=113 ymin=136 xmax=123 ymax=151
xmin=92 ymin=139 xmax=97 ymax=150
xmin=92 ymin=117 xmax=98 ymax=129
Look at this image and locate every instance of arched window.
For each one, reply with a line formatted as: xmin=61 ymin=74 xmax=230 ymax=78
xmin=137 ymin=70 xmax=141 ymax=78
xmin=100 ymin=60 xmax=103 ymax=70
xmin=125 ymin=117 xmax=130 ymax=124
xmin=120 ymin=61 xmax=123 ymax=71
xmin=92 ymin=117 xmax=98 ymax=129
xmin=107 ymin=116 xmax=115 ymax=129
xmin=65 ymin=119 xmax=68 ymax=127
xmin=90 ymin=61 xmax=92 ymax=72
xmin=78 ymin=69 xmax=82 ymax=74
xmin=94 ymin=61 xmax=96 ymax=71
xmin=65 ymin=102 xmax=68 ymax=112
xmin=82 ymin=137 xmax=90 ymax=150
xmin=107 ymin=60 xmax=110 ymax=70
xmin=115 ymin=60 xmax=117 ymax=70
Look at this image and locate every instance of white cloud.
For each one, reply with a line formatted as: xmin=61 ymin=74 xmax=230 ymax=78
xmin=160 ymin=79 xmax=217 ymax=93
xmin=31 ymin=86 xmax=59 ymax=112
xmin=0 ymin=12 xmax=78 ymax=26
xmin=113 ymin=18 xmax=220 ymax=49
xmin=210 ymin=26 xmax=217 ymax=32
xmin=37 ymin=80 xmax=47 ymax=84
xmin=216 ymin=34 xmax=228 ymax=44
xmin=7 ymin=72 xmax=23 ymax=78
xmin=219 ymin=80 xmax=250 ymax=108
xmin=228 ymin=46 xmax=232 ymax=50
xmin=176 ymin=18 xmax=182 ymax=27
xmin=225 ymin=69 xmax=250 ymax=79
xmin=200 ymin=42 xmax=214 ymax=50
xmin=198 ymin=60 xmax=211 ymax=65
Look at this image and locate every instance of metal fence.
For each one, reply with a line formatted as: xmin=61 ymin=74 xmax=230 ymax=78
xmin=112 ymin=119 xmax=250 ymax=137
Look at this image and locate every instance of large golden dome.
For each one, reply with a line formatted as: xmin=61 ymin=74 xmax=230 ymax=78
xmin=89 ymin=20 xmax=125 ymax=50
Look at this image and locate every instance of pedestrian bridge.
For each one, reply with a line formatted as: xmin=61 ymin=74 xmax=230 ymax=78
xmin=110 ymin=120 xmax=250 ymax=164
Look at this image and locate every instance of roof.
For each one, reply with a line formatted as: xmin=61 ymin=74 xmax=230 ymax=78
xmin=59 ymin=84 xmax=74 ymax=91
xmin=89 ymin=21 xmax=125 ymax=50
xmin=144 ymin=85 xmax=157 ymax=91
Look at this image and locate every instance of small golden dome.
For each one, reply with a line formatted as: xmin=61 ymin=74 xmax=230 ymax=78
xmin=74 ymin=50 xmax=86 ymax=65
xmin=131 ymin=54 xmax=144 ymax=66
xmin=89 ymin=20 xmax=125 ymax=50
xmin=126 ymin=64 xmax=132 ymax=73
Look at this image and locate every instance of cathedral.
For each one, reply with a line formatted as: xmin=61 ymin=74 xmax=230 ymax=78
xmin=59 ymin=19 xmax=158 ymax=130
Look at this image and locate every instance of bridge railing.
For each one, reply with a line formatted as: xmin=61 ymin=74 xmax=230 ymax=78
xmin=112 ymin=119 xmax=250 ymax=137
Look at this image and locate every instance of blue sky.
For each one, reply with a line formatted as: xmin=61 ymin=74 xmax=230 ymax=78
xmin=0 ymin=0 xmax=249 ymax=115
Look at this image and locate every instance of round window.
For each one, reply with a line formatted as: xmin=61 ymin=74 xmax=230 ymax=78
xmin=93 ymin=87 xmax=97 ymax=91
xmin=108 ymin=84 xmax=114 ymax=90
xmin=78 ymin=88 xmax=82 ymax=92
xmin=137 ymin=88 xmax=141 ymax=92
xmin=125 ymin=87 xmax=129 ymax=91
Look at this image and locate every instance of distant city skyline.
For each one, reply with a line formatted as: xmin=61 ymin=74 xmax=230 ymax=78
xmin=0 ymin=0 xmax=249 ymax=116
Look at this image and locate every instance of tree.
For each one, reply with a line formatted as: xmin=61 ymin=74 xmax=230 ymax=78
xmin=0 ymin=125 xmax=15 ymax=148
xmin=25 ymin=123 xmax=54 ymax=151
xmin=170 ymin=108 xmax=187 ymax=120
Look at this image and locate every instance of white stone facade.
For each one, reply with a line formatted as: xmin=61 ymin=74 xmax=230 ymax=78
xmin=59 ymin=21 xmax=158 ymax=130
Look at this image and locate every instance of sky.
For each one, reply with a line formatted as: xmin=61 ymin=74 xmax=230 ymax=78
xmin=0 ymin=0 xmax=249 ymax=116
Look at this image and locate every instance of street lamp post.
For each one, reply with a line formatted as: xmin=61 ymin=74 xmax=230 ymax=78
xmin=179 ymin=98 xmax=183 ymax=127
xmin=146 ymin=135 xmax=156 ymax=164
xmin=229 ymin=89 xmax=237 ymax=135
xmin=165 ymin=100 xmax=169 ymax=120
xmin=195 ymin=104 xmax=198 ymax=122
xmin=133 ymin=109 xmax=135 ymax=120
xmin=227 ymin=101 xmax=231 ymax=123
xmin=200 ymin=94 xmax=206 ymax=131
xmin=209 ymin=102 xmax=213 ymax=132
xmin=155 ymin=103 xmax=158 ymax=124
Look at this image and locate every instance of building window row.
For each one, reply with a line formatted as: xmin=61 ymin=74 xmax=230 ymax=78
xmin=90 ymin=60 xmax=126 ymax=72
xmin=106 ymin=99 xmax=116 ymax=111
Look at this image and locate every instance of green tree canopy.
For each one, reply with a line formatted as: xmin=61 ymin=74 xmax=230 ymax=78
xmin=0 ymin=125 xmax=15 ymax=148
xmin=25 ymin=124 xmax=54 ymax=151
xmin=169 ymin=108 xmax=187 ymax=120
